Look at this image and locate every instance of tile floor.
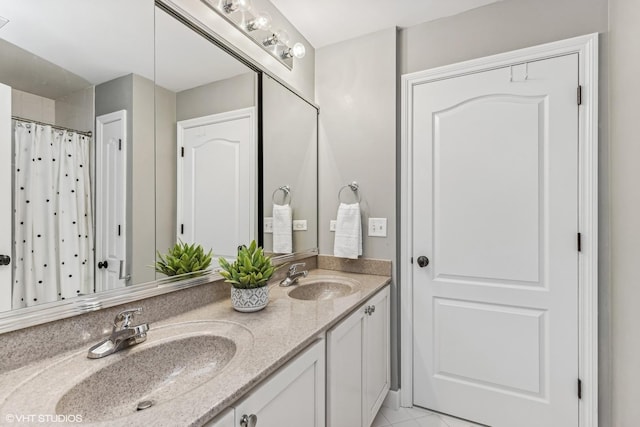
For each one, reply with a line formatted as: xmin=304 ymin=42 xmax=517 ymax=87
xmin=373 ymin=405 xmax=483 ymax=427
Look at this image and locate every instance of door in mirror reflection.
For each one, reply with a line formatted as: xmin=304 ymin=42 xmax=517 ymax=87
xmin=177 ymin=109 xmax=256 ymax=268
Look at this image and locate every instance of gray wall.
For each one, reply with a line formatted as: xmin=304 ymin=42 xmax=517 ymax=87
xmin=176 ymin=72 xmax=255 ymax=121
xmin=316 ymin=27 xmax=398 ymax=386
xmin=155 ymin=86 xmax=177 ymax=260
xmin=131 ymin=75 xmax=156 ymax=284
xmin=609 ymin=0 xmax=640 ymax=424
xmin=262 ymin=74 xmax=318 ymax=254
xmin=55 ymin=86 xmax=94 ymax=132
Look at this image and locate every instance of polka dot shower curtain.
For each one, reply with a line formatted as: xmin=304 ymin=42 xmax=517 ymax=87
xmin=12 ymin=122 xmax=94 ymax=309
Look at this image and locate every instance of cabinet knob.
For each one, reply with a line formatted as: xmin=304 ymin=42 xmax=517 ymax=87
xmin=240 ymin=414 xmax=258 ymax=427
xmin=370 ymin=305 xmax=376 ymax=315
xmin=0 ymin=255 xmax=10 ymax=266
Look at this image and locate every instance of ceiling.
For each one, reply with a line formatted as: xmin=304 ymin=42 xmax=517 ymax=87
xmin=270 ymin=0 xmax=504 ymax=48
xmin=0 ymin=0 xmax=250 ymax=97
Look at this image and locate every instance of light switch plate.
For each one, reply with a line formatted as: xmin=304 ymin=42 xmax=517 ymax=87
xmin=330 ymin=220 xmax=336 ymax=232
xmin=368 ymin=218 xmax=387 ymax=237
xmin=293 ymin=220 xmax=307 ymax=231
xmin=264 ymin=217 xmax=273 ymax=233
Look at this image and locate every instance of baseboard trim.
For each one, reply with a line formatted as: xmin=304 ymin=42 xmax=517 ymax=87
xmin=383 ymin=389 xmax=401 ymax=410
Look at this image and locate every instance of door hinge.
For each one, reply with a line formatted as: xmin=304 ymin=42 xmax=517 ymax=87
xmin=577 ymin=85 xmax=582 ymax=105
xmin=118 ymin=139 xmax=122 ymax=151
xmin=180 ymin=224 xmax=184 ymax=234
xmin=410 ymin=257 xmax=414 ymax=264
xmin=577 ymin=232 xmax=582 ymax=252
xmin=117 ymin=225 xmax=121 ymax=236
xmin=181 ymin=147 xmax=184 ymax=157
xmin=578 ymin=378 xmax=582 ymax=399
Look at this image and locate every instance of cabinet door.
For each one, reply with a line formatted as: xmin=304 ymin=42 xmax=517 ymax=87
xmin=364 ymin=286 xmax=391 ymax=426
xmin=327 ymin=302 xmax=367 ymax=427
xmin=234 ymin=339 xmax=325 ymax=427
xmin=203 ymin=408 xmax=234 ymax=427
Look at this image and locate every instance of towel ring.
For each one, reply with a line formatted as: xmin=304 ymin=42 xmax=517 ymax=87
xmin=272 ymin=185 xmax=291 ymax=205
xmin=338 ymin=181 xmax=361 ymax=203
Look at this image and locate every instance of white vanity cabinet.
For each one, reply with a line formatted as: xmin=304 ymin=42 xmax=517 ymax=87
xmin=233 ymin=338 xmax=325 ymax=427
xmin=327 ymin=286 xmax=390 ymax=427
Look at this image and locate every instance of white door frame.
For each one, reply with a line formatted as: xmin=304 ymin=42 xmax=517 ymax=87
xmin=400 ymin=33 xmax=598 ymax=426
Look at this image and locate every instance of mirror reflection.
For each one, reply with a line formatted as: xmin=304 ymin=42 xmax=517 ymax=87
xmin=0 ymin=0 xmax=319 ymax=321
xmin=0 ymin=0 xmax=155 ymax=312
xmin=262 ymin=75 xmax=318 ymax=256
xmin=154 ymin=6 xmax=258 ymax=274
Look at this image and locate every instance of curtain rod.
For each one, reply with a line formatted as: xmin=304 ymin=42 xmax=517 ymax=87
xmin=12 ymin=116 xmax=93 ymax=137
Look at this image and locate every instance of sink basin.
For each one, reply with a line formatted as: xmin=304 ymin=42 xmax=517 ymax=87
xmin=287 ymin=276 xmax=359 ymax=301
xmin=0 ymin=320 xmax=253 ymax=424
xmin=56 ymin=335 xmax=236 ymax=422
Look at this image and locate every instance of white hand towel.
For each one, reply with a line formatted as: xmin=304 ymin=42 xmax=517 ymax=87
xmin=334 ymin=202 xmax=362 ymax=259
xmin=273 ymin=204 xmax=292 ymax=254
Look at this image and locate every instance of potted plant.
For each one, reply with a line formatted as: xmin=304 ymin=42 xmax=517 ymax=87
xmin=155 ymin=241 xmax=213 ymax=278
xmin=218 ymin=240 xmax=276 ymax=312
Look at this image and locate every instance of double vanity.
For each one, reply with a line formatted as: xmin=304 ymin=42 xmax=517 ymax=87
xmin=0 ymin=259 xmax=390 ymax=426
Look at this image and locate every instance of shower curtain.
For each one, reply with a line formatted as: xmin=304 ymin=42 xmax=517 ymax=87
xmin=12 ymin=122 xmax=94 ymax=309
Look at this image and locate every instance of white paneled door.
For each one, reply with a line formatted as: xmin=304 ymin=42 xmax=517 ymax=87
xmin=0 ymin=83 xmax=10 ymax=312
xmin=412 ymin=54 xmax=579 ymax=426
xmin=95 ymin=111 xmax=127 ymax=292
xmin=177 ymin=108 xmax=256 ymax=268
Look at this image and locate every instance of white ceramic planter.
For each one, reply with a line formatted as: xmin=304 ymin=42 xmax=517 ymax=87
xmin=231 ymin=286 xmax=269 ymax=312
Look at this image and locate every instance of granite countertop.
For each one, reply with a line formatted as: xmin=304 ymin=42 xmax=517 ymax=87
xmin=0 ymin=269 xmax=390 ymax=427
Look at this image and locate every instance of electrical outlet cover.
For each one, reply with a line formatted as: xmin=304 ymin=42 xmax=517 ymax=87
xmin=368 ymin=218 xmax=387 ymax=237
xmin=264 ymin=217 xmax=273 ymax=233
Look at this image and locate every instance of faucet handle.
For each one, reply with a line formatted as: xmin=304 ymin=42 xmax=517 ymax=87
xmin=114 ymin=307 xmax=142 ymax=329
xmin=288 ymin=262 xmax=306 ymax=274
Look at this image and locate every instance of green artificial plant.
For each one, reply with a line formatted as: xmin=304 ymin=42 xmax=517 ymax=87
xmin=155 ymin=240 xmax=213 ymax=277
xmin=218 ymin=240 xmax=276 ymax=289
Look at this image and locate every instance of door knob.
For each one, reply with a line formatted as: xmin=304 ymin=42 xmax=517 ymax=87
xmin=417 ymin=256 xmax=429 ymax=268
xmin=0 ymin=255 xmax=10 ymax=266
xmin=240 ymin=414 xmax=258 ymax=427
xmin=98 ymin=261 xmax=109 ymax=269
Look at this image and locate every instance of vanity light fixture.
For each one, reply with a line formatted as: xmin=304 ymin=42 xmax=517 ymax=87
xmin=0 ymin=16 xmax=9 ymax=30
xmin=202 ymin=0 xmax=305 ymax=70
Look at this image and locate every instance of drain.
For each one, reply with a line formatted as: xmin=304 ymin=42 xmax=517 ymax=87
xmin=136 ymin=400 xmax=154 ymax=411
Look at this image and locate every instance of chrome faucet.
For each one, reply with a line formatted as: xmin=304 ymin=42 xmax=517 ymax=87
xmin=279 ymin=262 xmax=308 ymax=287
xmin=87 ymin=308 xmax=150 ymax=359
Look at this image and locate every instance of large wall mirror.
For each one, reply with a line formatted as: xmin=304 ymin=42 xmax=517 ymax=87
xmin=0 ymin=0 xmax=318 ymax=329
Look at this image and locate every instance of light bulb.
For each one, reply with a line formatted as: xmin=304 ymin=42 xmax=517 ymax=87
xmin=274 ymin=29 xmax=291 ymax=46
xmin=291 ymin=42 xmax=306 ymax=59
xmin=282 ymin=42 xmax=306 ymax=59
xmin=246 ymin=11 xmax=271 ymax=31
xmin=222 ymin=0 xmax=252 ymax=13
